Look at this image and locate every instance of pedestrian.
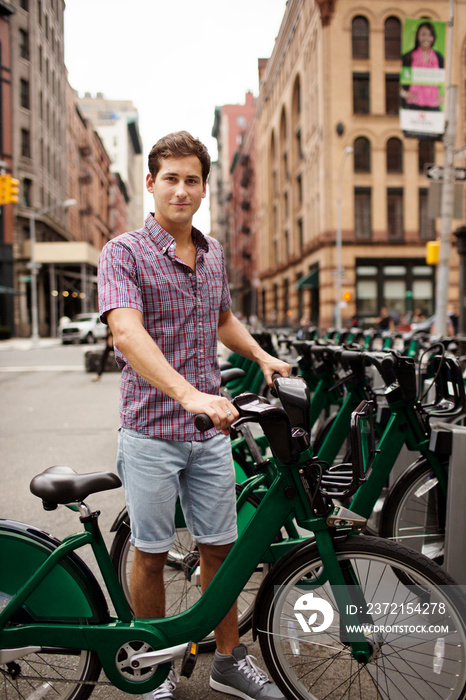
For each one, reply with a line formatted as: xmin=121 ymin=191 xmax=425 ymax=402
xmin=92 ymin=325 xmax=114 ymax=381
xmin=98 ymin=131 xmax=289 ymax=700
xmin=376 ymin=306 xmax=395 ymax=332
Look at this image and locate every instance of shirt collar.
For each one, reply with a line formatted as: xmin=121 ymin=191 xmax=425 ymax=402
xmin=143 ymin=213 xmax=209 ymax=255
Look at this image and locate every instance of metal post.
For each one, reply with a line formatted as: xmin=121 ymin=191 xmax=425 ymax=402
xmin=434 ymin=0 xmax=456 ymax=336
xmin=28 ymin=199 xmax=76 ymax=342
xmin=335 ymin=147 xmax=353 ymax=332
xmin=29 ymin=214 xmax=40 ymax=342
xmin=454 ymin=226 xmax=466 ymax=333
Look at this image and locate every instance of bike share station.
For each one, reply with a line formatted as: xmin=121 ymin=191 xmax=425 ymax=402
xmin=430 ymin=421 xmax=466 ymax=584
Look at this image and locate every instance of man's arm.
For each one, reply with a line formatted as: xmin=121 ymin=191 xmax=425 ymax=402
xmin=217 ymin=309 xmax=290 ymax=385
xmin=107 ymin=307 xmax=238 ymax=432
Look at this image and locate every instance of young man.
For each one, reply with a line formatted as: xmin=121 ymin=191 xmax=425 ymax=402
xmin=98 ymin=131 xmax=289 ymax=700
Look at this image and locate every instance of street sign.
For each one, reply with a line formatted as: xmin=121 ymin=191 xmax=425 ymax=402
xmin=425 ymin=163 xmax=466 ymax=180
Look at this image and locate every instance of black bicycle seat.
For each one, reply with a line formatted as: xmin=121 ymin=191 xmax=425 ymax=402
xmin=30 ymin=465 xmax=121 ymax=508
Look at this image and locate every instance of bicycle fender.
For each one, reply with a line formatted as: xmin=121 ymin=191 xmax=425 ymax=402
xmin=0 ymin=519 xmax=110 ymax=623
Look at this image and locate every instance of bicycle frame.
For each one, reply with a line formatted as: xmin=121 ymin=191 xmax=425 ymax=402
xmin=0 ymin=443 xmax=374 ymax=694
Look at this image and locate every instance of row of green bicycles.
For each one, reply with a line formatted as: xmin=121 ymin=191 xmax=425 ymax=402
xmin=2 ymin=330 xmax=466 ymax=699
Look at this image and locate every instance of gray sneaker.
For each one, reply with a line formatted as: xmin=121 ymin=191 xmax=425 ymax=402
xmin=210 ymin=644 xmax=285 ymax=700
xmin=142 ymin=666 xmax=179 ymax=700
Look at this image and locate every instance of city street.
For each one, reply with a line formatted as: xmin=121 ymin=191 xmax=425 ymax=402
xmin=0 ymin=339 xmax=262 ymax=700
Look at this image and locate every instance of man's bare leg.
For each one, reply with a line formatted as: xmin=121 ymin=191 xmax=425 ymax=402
xmin=197 ymin=542 xmax=240 ymax=654
xmin=130 ymin=548 xmax=168 ymax=618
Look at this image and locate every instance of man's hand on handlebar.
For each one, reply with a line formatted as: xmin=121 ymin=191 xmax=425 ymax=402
xmin=260 ymin=356 xmax=291 ymax=386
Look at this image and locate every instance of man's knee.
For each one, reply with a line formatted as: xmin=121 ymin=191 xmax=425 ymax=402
xmin=198 ymin=541 xmax=235 ymax=567
xmin=133 ymin=548 xmax=168 ymax=577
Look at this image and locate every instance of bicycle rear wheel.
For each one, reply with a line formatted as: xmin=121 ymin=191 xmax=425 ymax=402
xmin=379 ymin=458 xmax=447 ymax=563
xmin=0 ymin=611 xmax=101 ymax=700
xmin=255 ymin=534 xmax=466 ymax=700
xmin=110 ymin=483 xmax=269 ymax=652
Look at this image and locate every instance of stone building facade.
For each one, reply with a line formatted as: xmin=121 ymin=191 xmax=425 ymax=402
xmin=255 ymin=0 xmax=466 ymax=329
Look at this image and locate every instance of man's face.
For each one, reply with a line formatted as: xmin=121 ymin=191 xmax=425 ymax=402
xmin=146 ymin=155 xmax=206 ymax=232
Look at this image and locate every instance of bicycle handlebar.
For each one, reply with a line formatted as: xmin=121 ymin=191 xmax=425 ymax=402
xmin=194 ymin=414 xmax=214 ymax=432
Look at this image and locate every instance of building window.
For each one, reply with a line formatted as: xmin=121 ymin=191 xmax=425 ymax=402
xmin=296 ymin=129 xmax=304 ymax=160
xmin=419 ymin=188 xmax=436 ymax=241
xmin=352 ymin=16 xmax=369 ymax=59
xmin=386 ymin=137 xmax=403 ymax=173
xmin=296 ymin=173 xmax=303 ymax=205
xmin=353 ymin=73 xmax=370 ymax=114
xmin=356 ymin=259 xmax=435 ymax=321
xmin=387 ymin=188 xmax=404 ymax=240
xmin=284 ymin=278 xmax=289 ymax=321
xmin=354 ymin=137 xmax=371 ymax=173
xmin=22 ymin=178 xmax=32 ymax=207
xmin=19 ymin=29 xmax=29 ymax=59
xmin=419 ymin=140 xmax=435 ymax=174
xmin=21 ymin=128 xmax=31 ymax=158
xmin=385 ymin=74 xmax=399 ymax=115
xmin=384 ymin=17 xmax=401 ymax=60
xmin=298 ymin=217 xmax=304 ymax=252
xmin=20 ymin=79 xmax=30 ymax=109
xmin=355 ymin=188 xmax=372 ymax=239
xmin=20 ymin=0 xmax=29 ymax=10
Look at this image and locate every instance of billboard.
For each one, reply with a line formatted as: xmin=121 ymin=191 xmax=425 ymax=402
xmin=399 ymin=18 xmax=446 ymax=139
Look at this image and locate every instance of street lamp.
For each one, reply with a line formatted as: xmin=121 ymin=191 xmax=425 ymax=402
xmin=29 ymin=199 xmax=77 ymax=342
xmin=335 ymin=146 xmax=353 ymax=332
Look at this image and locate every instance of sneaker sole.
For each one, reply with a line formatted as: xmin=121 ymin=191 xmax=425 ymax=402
xmin=210 ymin=677 xmax=252 ymax=700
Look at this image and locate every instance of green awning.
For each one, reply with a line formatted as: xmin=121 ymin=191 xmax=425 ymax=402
xmin=296 ymin=269 xmax=319 ymax=289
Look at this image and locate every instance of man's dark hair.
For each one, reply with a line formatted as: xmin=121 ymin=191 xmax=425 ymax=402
xmin=148 ymin=131 xmax=211 ymax=184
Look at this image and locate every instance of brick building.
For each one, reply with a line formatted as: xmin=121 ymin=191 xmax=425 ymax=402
xmin=253 ymin=0 xmax=466 ymax=329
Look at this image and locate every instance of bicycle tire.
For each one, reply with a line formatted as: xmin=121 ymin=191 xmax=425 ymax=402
xmin=0 ymin=522 xmax=104 ymax=700
xmin=379 ymin=457 xmax=447 ymax=563
xmin=110 ymin=483 xmax=270 ymax=652
xmin=255 ymin=534 xmax=466 ymax=700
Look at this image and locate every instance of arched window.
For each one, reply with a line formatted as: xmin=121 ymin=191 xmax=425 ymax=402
xmin=384 ymin=17 xmax=401 ymax=60
xmin=352 ymin=16 xmax=369 ymax=59
xmin=354 ymin=137 xmax=371 ymax=173
xmin=386 ymin=137 xmax=403 ymax=173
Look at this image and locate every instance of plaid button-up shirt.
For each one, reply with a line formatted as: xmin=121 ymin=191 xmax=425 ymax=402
xmin=98 ymin=214 xmax=231 ymax=441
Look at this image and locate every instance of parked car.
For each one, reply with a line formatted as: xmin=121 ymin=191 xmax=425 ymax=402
xmin=59 ymin=313 xmax=107 ymax=345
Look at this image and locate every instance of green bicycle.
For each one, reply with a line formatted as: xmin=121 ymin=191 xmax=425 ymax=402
xmin=2 ymin=380 xmax=466 ymax=700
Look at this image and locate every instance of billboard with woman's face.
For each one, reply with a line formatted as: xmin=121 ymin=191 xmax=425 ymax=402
xmin=400 ymin=18 xmax=446 ymax=138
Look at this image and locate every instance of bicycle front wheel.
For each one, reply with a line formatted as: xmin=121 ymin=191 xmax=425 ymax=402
xmin=256 ymin=535 xmax=466 ymax=700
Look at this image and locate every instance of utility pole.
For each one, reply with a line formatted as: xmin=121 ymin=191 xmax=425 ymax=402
xmin=434 ymin=0 xmax=456 ymax=336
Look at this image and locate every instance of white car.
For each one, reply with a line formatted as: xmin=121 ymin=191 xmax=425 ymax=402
xmin=59 ymin=313 xmax=107 ymax=345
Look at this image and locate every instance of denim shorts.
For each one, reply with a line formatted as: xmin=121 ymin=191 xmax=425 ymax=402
xmin=117 ymin=429 xmax=237 ymax=553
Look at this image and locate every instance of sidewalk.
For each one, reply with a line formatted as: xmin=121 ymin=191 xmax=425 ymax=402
xmin=0 ymin=337 xmax=64 ymax=351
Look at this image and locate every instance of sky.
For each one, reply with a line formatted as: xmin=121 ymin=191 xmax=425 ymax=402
xmin=64 ymin=0 xmax=288 ymax=232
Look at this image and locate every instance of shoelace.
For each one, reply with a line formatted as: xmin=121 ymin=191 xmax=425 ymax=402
xmin=151 ymin=668 xmax=179 ymax=699
xmin=235 ymin=655 xmax=269 ymax=687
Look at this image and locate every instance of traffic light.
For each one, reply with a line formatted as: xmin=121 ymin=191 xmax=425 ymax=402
xmin=0 ymin=175 xmax=5 ymax=204
xmin=342 ymin=291 xmax=352 ymax=302
xmin=426 ymin=240 xmax=439 ymax=265
xmin=0 ymin=174 xmax=20 ymax=204
xmin=4 ymin=175 xmax=19 ymax=203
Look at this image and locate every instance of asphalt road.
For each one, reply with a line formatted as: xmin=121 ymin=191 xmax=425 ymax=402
xmin=0 ymin=338 xmax=266 ymax=700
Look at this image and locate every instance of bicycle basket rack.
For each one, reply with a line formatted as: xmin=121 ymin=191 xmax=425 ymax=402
xmin=320 ymin=400 xmax=375 ymax=498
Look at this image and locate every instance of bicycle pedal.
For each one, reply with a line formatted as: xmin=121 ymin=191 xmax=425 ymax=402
xmin=326 ymin=506 xmax=367 ymax=532
xmin=180 ymin=641 xmax=198 ymax=678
